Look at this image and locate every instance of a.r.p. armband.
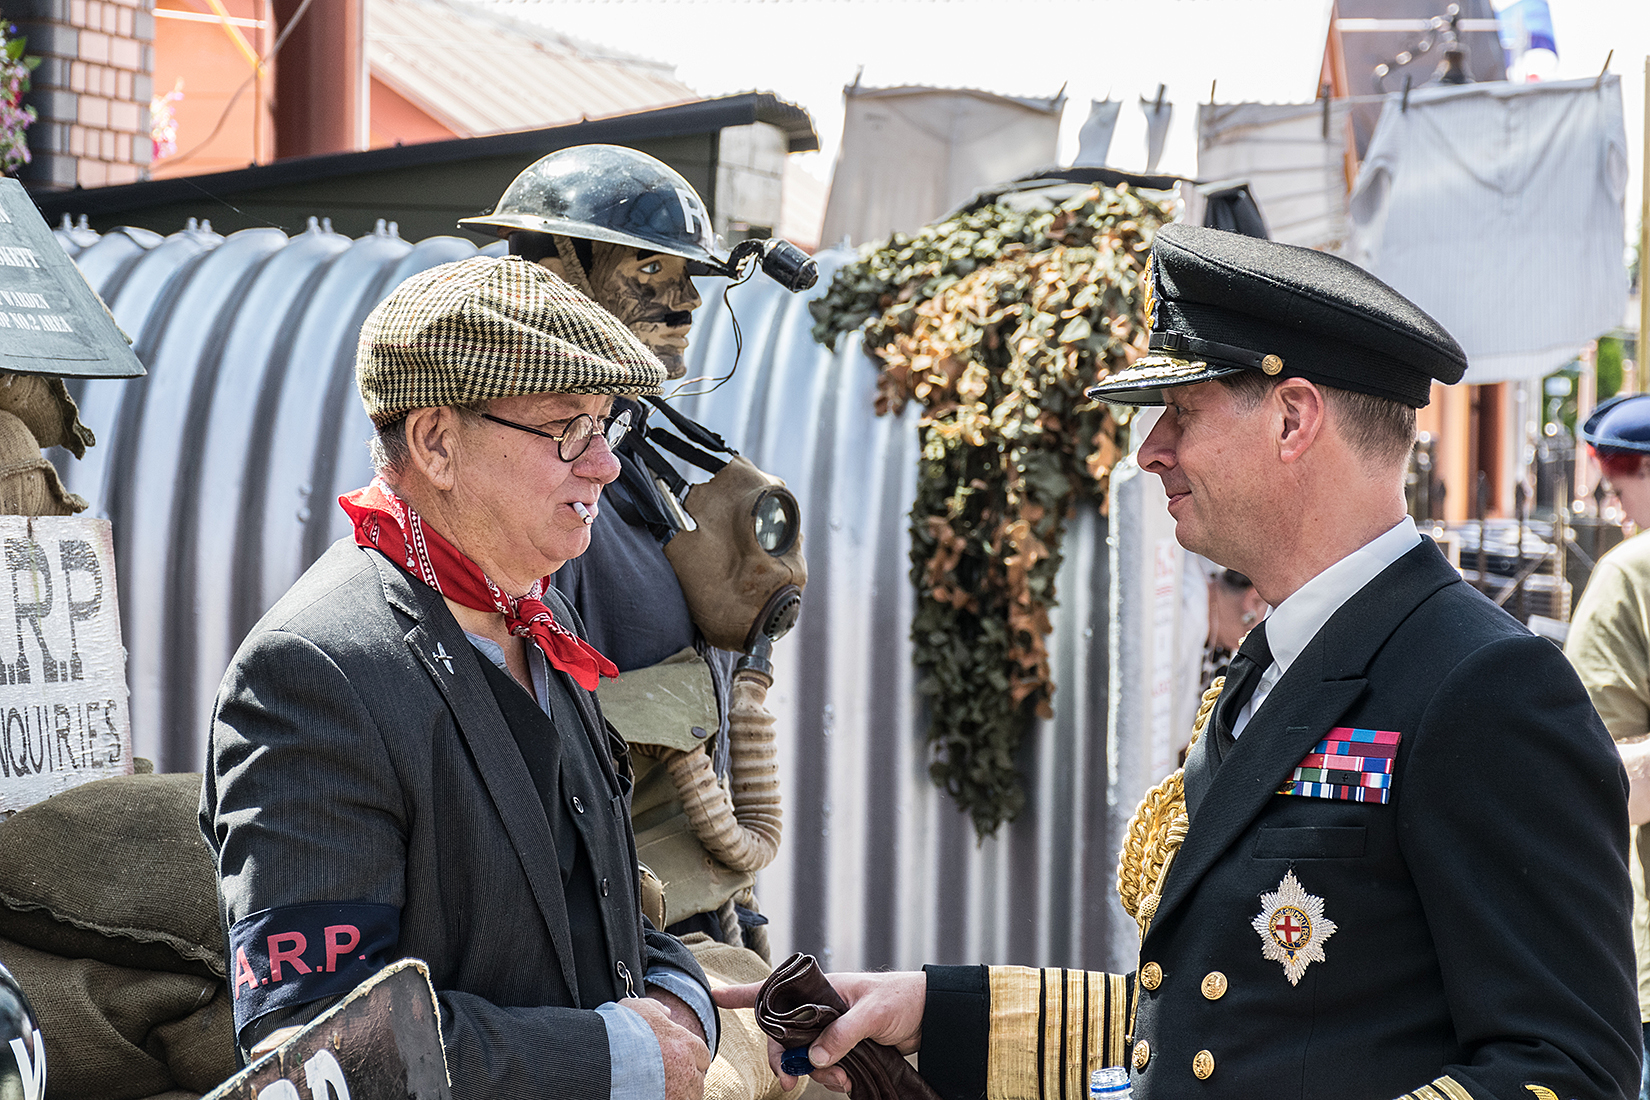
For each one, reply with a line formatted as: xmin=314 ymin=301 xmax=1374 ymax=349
xmin=228 ymin=902 xmax=400 ymax=1042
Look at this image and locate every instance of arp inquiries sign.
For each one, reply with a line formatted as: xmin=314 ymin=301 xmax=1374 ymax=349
xmin=0 ymin=515 xmax=130 ymax=815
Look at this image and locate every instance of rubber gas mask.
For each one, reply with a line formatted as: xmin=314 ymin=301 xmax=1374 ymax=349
xmin=662 ymin=455 xmax=806 ymax=656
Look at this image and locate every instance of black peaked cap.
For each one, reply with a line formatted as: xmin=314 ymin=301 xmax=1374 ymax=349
xmin=1088 ymin=223 xmax=1468 ymax=408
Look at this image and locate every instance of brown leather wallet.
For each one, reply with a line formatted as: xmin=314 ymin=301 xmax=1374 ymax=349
xmin=753 ymin=952 xmax=941 ymax=1100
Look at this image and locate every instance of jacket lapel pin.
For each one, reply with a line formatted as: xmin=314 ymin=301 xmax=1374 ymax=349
xmin=1253 ymin=869 xmax=1337 ymax=985
xmin=433 ymin=642 xmax=454 ymax=674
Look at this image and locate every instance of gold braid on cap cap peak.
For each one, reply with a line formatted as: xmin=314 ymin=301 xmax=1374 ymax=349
xmin=1116 ymin=679 xmax=1223 ymax=933
xmin=356 ymin=256 xmax=665 ymax=427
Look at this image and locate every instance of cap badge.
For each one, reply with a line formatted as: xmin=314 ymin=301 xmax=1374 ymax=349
xmin=1261 ymin=354 xmax=1284 ymax=376
xmin=1252 ymin=869 xmax=1336 ymax=985
xmin=1141 ymin=256 xmax=1157 ymax=330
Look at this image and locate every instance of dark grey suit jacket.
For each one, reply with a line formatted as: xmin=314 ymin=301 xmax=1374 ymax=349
xmin=201 ymin=538 xmax=706 ymax=1099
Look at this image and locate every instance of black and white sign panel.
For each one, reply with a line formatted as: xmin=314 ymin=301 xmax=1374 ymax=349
xmin=0 ymin=516 xmax=131 ymax=815
xmin=0 ymin=178 xmax=144 ymax=378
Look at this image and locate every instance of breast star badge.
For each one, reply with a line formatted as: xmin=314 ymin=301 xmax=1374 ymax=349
xmin=1251 ymin=869 xmax=1337 ymax=985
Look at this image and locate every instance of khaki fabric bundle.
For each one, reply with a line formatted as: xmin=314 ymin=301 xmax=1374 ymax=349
xmin=683 ymin=935 xmax=790 ymax=1100
xmin=0 ymin=773 xmax=236 ymax=1098
xmin=0 ymin=373 xmax=97 ymax=458
xmin=0 ymin=937 xmax=235 ymax=1100
xmin=0 ymin=773 xmax=224 ymax=977
xmin=0 ymin=409 xmax=85 ymax=515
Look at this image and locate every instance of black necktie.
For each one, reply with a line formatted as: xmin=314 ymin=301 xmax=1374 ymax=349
xmin=1211 ymin=621 xmax=1273 ymax=758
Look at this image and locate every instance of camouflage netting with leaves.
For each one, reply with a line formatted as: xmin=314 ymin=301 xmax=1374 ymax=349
xmin=812 ymin=184 xmax=1173 ymax=837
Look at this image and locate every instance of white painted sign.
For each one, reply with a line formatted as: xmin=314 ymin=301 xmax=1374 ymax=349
xmin=0 ymin=515 xmax=130 ymax=815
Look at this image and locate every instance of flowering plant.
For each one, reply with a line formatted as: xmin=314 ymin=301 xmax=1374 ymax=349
xmin=150 ymin=78 xmax=183 ymax=161
xmin=0 ymin=20 xmax=39 ymax=176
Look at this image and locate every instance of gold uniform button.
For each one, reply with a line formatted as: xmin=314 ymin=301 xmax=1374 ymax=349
xmin=1132 ymin=1040 xmax=1151 ymax=1071
xmin=1261 ymin=353 xmax=1284 ymax=375
xmin=1201 ymin=971 xmax=1227 ymax=1000
xmin=1193 ymin=1050 xmax=1215 ymax=1079
xmin=1140 ymin=962 xmax=1162 ymax=990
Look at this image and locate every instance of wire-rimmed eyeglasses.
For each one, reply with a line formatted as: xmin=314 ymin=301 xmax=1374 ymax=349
xmin=480 ymin=408 xmax=632 ymax=462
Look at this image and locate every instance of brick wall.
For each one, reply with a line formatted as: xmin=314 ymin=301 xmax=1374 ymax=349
xmin=12 ymin=0 xmax=154 ymax=191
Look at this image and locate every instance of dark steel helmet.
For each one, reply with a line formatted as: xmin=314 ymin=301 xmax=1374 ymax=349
xmin=460 ymin=144 xmax=732 ymax=276
xmin=0 ymin=956 xmax=45 ymax=1099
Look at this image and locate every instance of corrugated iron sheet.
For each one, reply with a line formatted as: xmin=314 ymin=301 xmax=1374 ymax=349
xmin=57 ymin=220 xmax=1131 ymax=974
xmin=368 ymin=0 xmax=698 ymax=138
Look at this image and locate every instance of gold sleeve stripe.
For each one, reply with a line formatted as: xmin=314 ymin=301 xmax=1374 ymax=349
xmin=985 ymin=967 xmax=1128 ymax=1100
xmin=1432 ymin=1077 xmax=1476 ymax=1100
xmin=1104 ymin=972 xmax=1127 ymax=1068
xmin=1060 ymin=969 xmax=1086 ymax=1099
xmin=985 ymin=966 xmax=1043 ymax=1100
xmin=1396 ymin=1076 xmax=1478 ymax=1100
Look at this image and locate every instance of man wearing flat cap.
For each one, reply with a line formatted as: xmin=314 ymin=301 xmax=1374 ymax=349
xmin=201 ymin=256 xmax=718 ymax=1100
xmin=718 ymin=224 xmax=1640 ymax=1099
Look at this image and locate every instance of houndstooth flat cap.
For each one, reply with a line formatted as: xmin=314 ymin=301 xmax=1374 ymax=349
xmin=356 ymin=255 xmax=666 ymax=427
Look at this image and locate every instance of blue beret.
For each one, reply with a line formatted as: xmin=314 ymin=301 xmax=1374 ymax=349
xmin=1581 ymin=394 xmax=1650 ymax=454
xmin=1088 ymin=224 xmax=1467 ymax=408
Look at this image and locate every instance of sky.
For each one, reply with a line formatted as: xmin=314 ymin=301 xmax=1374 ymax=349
xmin=484 ymin=0 xmax=1650 ymax=217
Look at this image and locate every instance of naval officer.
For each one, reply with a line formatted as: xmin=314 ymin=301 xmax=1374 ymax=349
xmin=717 ymin=223 xmax=1641 ymax=1100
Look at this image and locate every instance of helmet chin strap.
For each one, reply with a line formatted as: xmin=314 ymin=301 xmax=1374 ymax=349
xmin=550 ymin=234 xmax=599 ymax=302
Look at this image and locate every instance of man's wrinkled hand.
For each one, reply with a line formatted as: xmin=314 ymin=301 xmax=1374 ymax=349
xmin=713 ymin=970 xmax=926 ymax=1094
xmin=647 ymin=985 xmax=708 ymax=1044
xmin=624 ymin=995 xmax=711 ymax=1100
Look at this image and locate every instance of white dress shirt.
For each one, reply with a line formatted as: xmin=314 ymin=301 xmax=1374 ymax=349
xmin=1233 ymin=516 xmax=1422 ymax=738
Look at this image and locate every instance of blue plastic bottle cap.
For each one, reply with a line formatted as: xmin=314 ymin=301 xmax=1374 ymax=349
xmin=781 ymin=1047 xmax=815 ymax=1078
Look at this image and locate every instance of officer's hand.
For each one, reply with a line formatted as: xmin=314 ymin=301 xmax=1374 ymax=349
xmin=623 ymin=995 xmax=711 ymax=1100
xmin=714 ymin=970 xmax=927 ymax=1094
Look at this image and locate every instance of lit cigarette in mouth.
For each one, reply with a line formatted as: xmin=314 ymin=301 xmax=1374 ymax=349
xmin=573 ymin=502 xmax=595 ymax=526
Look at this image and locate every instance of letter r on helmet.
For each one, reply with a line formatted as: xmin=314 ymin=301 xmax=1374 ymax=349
xmin=676 ymin=188 xmax=709 ymax=240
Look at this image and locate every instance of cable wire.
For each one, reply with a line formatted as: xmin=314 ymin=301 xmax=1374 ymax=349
xmin=159 ymin=0 xmax=321 ymax=170
xmin=668 ymin=263 xmax=754 ymax=399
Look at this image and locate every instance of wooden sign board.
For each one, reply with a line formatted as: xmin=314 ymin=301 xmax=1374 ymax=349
xmin=203 ymin=960 xmax=452 ymax=1100
xmin=0 ymin=177 xmax=144 ymax=378
xmin=0 ymin=515 xmax=131 ymax=816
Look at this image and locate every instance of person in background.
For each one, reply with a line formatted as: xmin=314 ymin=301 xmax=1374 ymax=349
xmin=1201 ymin=566 xmax=1270 ymax=692
xmin=1565 ymin=392 xmax=1650 ymax=1100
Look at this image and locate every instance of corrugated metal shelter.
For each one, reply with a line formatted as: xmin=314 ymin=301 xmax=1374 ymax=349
xmin=53 ymin=219 xmax=1131 ymax=974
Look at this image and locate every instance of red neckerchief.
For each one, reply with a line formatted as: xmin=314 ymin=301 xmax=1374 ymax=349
xmin=339 ymin=477 xmax=618 ymax=691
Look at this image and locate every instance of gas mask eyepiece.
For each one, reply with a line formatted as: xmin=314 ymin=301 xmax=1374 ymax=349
xmin=752 ymin=487 xmax=800 ymax=557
